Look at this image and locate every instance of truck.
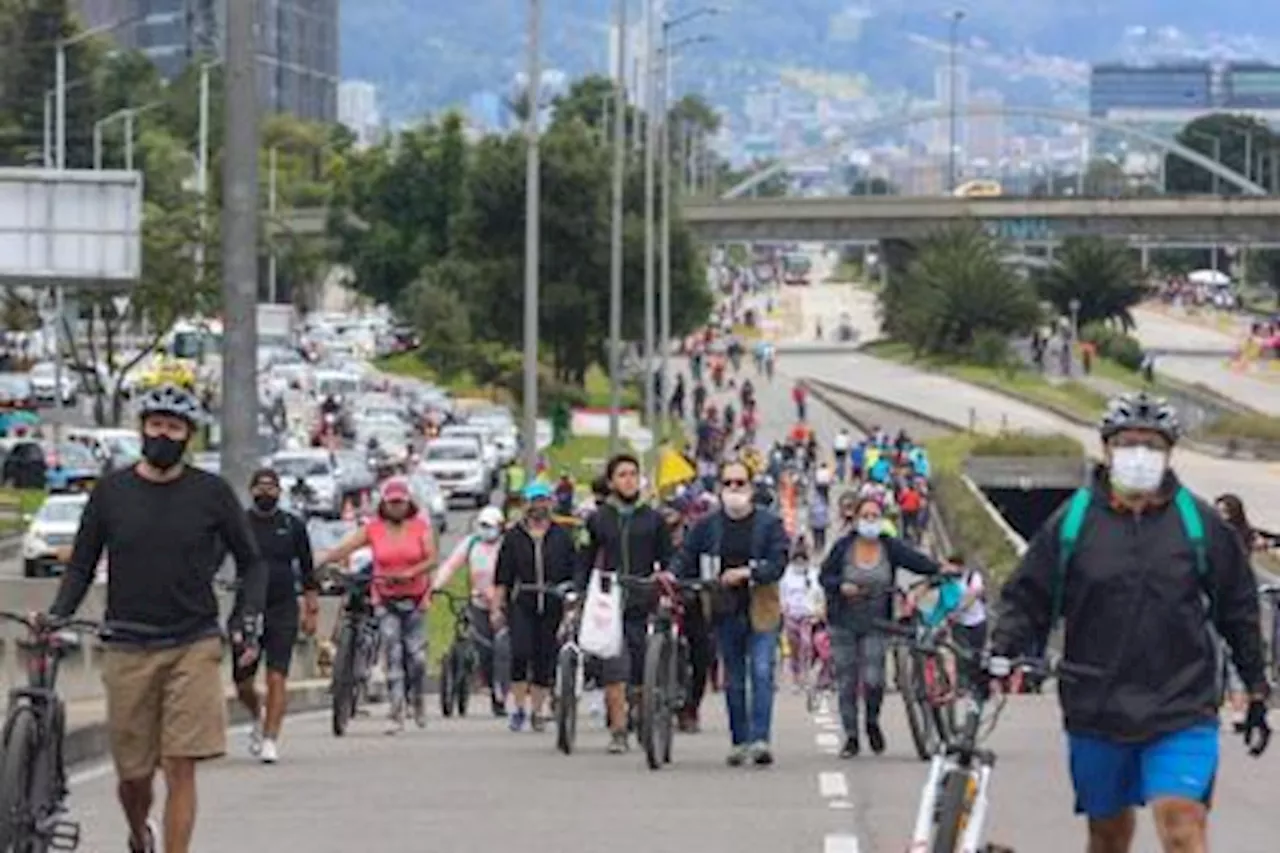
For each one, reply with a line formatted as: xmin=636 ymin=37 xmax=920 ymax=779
xmin=257 ymin=303 xmax=295 ymax=347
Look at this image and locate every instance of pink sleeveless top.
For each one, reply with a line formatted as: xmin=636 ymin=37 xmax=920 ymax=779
xmin=366 ymin=516 xmax=433 ymax=604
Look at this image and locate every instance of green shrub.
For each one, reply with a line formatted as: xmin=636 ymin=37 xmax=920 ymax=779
xmin=969 ymin=431 xmax=1085 ymax=457
xmin=966 ymin=329 xmax=1013 ymax=369
xmin=1081 ymin=321 xmax=1144 ymax=371
xmin=1198 ymin=412 xmax=1280 ymax=444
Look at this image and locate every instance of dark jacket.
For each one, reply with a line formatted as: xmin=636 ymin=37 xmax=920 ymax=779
xmin=675 ymin=509 xmax=788 ymax=621
xmin=992 ymin=469 xmax=1266 ymax=742
xmin=494 ymin=521 xmax=577 ymax=609
xmin=818 ymin=532 xmax=941 ymax=624
xmin=575 ymin=501 xmax=673 ymax=619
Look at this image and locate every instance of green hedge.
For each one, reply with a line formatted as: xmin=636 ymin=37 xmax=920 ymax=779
xmin=1081 ymin=321 xmax=1144 ymax=371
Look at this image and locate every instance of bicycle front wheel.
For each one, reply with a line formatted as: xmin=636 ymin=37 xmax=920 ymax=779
xmin=641 ymin=632 xmax=674 ymax=771
xmin=439 ymin=647 xmax=457 ymax=718
xmin=931 ymin=770 xmax=973 ymax=853
xmin=0 ymin=706 xmax=39 ymax=850
xmin=330 ymin=625 xmax=358 ymax=737
xmin=555 ymin=645 xmax=579 ymax=755
xmin=900 ymin=649 xmax=937 ymax=761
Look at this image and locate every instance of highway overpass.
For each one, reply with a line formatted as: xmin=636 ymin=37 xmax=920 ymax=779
xmin=680 ymin=195 xmax=1280 ymax=243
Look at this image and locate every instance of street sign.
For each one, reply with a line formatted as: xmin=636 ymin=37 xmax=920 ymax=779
xmin=112 ymin=294 xmax=131 ymax=317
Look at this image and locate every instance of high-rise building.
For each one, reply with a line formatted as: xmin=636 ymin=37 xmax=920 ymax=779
xmin=1222 ymin=63 xmax=1280 ymax=109
xmin=932 ymin=63 xmax=970 ymax=159
xmin=1089 ymin=62 xmax=1213 ymax=120
xmin=73 ymin=0 xmax=338 ymax=122
xmin=968 ymin=89 xmax=1005 ymax=163
xmin=338 ymin=80 xmax=380 ymax=147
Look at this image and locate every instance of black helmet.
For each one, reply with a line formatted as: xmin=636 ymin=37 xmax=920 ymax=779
xmin=1099 ymin=391 xmax=1181 ymax=444
xmin=137 ymin=384 xmax=205 ymax=426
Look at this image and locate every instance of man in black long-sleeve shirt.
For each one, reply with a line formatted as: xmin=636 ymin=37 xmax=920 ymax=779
xmin=234 ymin=467 xmax=318 ymax=764
xmin=47 ymin=384 xmax=265 ymax=853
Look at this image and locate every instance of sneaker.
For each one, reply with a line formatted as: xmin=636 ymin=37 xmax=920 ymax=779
xmin=607 ymin=732 xmax=629 ymax=754
xmin=751 ymin=741 xmax=774 ymax=766
xmin=839 ymin=736 xmax=860 ymax=759
xmin=530 ymin=712 xmax=546 ymax=733
xmin=127 ymin=818 xmax=158 ymax=853
xmin=413 ymin=696 xmax=427 ymax=729
xmin=491 ymin=695 xmax=507 ymax=718
xmin=259 ymin=739 xmax=279 ymax=764
xmin=726 ymin=745 xmax=748 ymax=767
xmin=866 ymin=722 xmax=886 ymax=755
xmin=386 ymin=709 xmax=405 ymax=736
xmin=509 ymin=708 xmax=527 ymax=732
xmin=247 ymin=721 xmax=264 ymax=757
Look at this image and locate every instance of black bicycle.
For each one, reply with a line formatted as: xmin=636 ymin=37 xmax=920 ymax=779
xmin=0 ymin=612 xmax=102 ymax=852
xmin=434 ymin=590 xmax=480 ymax=718
xmin=1260 ymin=584 xmax=1280 ymax=687
xmin=329 ymin=569 xmax=382 ymax=737
xmin=621 ymin=574 xmax=706 ymax=771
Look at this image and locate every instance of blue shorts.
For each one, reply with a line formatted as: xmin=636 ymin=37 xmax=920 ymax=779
xmin=1067 ymin=723 xmax=1218 ymax=820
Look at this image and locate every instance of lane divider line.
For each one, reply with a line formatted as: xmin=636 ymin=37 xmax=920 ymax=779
xmin=815 ymin=732 xmax=840 ymax=749
xmin=818 ymin=771 xmax=849 ymax=798
xmin=828 ymin=800 xmax=853 ymax=810
xmin=823 ymin=834 xmax=860 ymax=853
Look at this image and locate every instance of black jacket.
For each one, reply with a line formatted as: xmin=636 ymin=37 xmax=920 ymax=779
xmin=576 ymin=501 xmax=673 ymax=618
xmin=494 ymin=521 xmax=577 ymax=609
xmin=819 ymin=532 xmax=941 ymax=624
xmin=992 ymin=469 xmax=1266 ymax=741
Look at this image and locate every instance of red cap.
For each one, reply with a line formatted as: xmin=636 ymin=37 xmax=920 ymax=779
xmin=380 ymin=477 xmax=411 ymax=502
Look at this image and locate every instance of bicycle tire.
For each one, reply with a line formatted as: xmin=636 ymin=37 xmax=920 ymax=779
xmin=330 ymin=625 xmax=357 ymax=737
xmin=662 ymin=639 xmax=680 ymax=764
xmin=555 ymin=645 xmax=579 ymax=755
xmin=926 ymin=656 xmax=958 ymax=744
xmin=931 ymin=770 xmax=973 ymax=853
xmin=455 ymin=650 xmax=472 ymax=717
xmin=0 ymin=706 xmax=39 ymax=850
xmin=439 ymin=647 xmax=457 ymax=718
xmin=641 ymin=632 xmax=672 ymax=770
xmin=899 ymin=648 xmax=936 ymax=761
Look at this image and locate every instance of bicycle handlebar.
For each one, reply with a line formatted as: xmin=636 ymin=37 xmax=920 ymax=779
xmin=0 ymin=611 xmax=102 ymax=639
xmin=617 ymin=573 xmax=708 ymax=593
xmin=871 ymin=618 xmax=1103 ymax=683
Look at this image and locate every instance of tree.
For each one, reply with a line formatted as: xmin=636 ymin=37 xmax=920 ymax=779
xmin=1036 ymin=237 xmax=1150 ymax=331
xmin=878 ymin=224 xmax=1040 ymax=359
xmin=1166 ymin=113 xmax=1278 ymax=194
xmin=720 ymin=158 xmax=787 ymax=197
xmin=400 ymin=273 xmax=473 ymax=378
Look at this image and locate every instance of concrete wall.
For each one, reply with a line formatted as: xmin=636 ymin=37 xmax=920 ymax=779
xmin=0 ymin=581 xmax=344 ymax=702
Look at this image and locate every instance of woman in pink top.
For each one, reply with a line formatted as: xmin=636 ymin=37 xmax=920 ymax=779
xmin=319 ymin=477 xmax=436 ymax=733
xmin=432 ymin=505 xmax=508 ymax=715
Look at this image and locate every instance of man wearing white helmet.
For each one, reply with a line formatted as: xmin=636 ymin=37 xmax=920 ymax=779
xmin=434 ymin=506 xmax=508 ymax=715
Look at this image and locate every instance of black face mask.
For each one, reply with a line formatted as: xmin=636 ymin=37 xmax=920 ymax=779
xmin=252 ymin=494 xmax=278 ymax=513
xmin=526 ymin=505 xmax=551 ymax=522
xmin=142 ymin=434 xmax=187 ymax=471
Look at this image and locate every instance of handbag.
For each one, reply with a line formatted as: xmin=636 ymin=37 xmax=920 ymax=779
xmin=578 ymin=569 xmax=623 ymax=659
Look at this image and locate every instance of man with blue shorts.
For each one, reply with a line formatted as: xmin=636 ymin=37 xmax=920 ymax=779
xmin=990 ymin=392 xmax=1270 ymax=852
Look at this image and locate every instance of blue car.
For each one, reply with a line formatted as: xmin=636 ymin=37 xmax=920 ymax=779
xmin=46 ymin=441 xmax=102 ymax=493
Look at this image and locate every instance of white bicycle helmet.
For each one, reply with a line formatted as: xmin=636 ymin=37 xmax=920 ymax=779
xmin=1099 ymin=391 xmax=1182 ymax=444
xmin=136 ymin=384 xmax=205 ymax=426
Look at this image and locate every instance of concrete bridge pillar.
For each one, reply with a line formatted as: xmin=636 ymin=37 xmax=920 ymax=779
xmin=1140 ymin=244 xmax=1150 ymax=273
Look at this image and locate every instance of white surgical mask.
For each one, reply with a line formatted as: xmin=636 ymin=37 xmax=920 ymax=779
xmin=721 ymin=490 xmax=752 ymax=518
xmin=856 ymin=519 xmax=883 ymax=539
xmin=478 ymin=525 xmax=500 ymax=542
xmin=1109 ymin=446 xmax=1168 ymax=494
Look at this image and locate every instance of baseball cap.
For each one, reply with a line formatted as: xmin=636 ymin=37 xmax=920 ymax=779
xmin=249 ymin=468 xmax=280 ymax=489
xmin=522 ymin=481 xmax=553 ymax=501
xmin=380 ymin=476 xmax=411 ymax=502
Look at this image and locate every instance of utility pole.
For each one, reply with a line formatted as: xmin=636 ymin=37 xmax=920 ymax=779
xmin=607 ymin=0 xmax=627 ymax=455
xmin=196 ymin=60 xmax=212 ymax=292
xmin=658 ymin=35 xmax=672 ymax=432
xmin=521 ymin=0 xmax=543 ymax=475
xmin=222 ymin=0 xmax=260 ymax=496
xmin=642 ymin=0 xmax=657 ymax=461
xmin=947 ymin=9 xmax=965 ymax=192
xmin=268 ymin=147 xmax=279 ymax=303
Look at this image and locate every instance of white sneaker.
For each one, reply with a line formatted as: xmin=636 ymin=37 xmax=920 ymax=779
xmin=259 ymin=739 xmax=279 ymax=764
xmin=248 ymin=721 xmax=264 ymax=757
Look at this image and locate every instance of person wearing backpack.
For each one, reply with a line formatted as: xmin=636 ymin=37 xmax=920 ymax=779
xmin=990 ymin=391 xmax=1270 ymax=853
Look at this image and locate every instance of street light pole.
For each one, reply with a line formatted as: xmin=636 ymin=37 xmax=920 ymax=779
xmin=607 ymin=0 xmax=627 ymax=456
xmin=55 ymin=45 xmax=66 ymax=170
xmin=521 ymin=0 xmax=543 ymax=475
xmin=268 ymin=147 xmax=279 ymax=303
xmin=222 ymin=0 xmax=260 ymax=496
xmin=947 ymin=9 xmax=965 ymax=192
xmin=642 ymin=0 xmax=657 ymax=454
xmin=659 ymin=36 xmax=672 ymax=439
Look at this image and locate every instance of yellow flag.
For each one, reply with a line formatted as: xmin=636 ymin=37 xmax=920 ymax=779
xmin=656 ymin=445 xmax=697 ymax=493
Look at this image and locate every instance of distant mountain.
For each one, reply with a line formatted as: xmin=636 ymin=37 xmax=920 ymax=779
xmin=340 ymin=1 xmax=1280 ymax=122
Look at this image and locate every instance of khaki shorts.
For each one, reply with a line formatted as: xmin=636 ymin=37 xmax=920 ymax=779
xmin=101 ymin=636 xmax=227 ymax=780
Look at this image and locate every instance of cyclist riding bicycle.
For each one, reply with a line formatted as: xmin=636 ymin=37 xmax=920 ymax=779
xmin=433 ymin=506 xmax=508 ymax=716
xmin=46 ymin=383 xmax=267 ymax=853
xmin=576 ymin=453 xmax=674 ymax=752
xmin=992 ymin=391 xmax=1270 ymax=853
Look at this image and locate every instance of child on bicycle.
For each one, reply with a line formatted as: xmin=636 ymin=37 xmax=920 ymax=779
xmin=780 ymin=537 xmax=823 ymax=691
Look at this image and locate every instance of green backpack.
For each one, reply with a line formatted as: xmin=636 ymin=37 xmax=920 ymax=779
xmin=1053 ymin=486 xmax=1210 ymax=626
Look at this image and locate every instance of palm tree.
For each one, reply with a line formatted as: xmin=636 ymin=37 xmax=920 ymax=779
xmin=879 ymin=223 xmax=1041 ymax=358
xmin=1037 ymin=237 xmax=1150 ymax=330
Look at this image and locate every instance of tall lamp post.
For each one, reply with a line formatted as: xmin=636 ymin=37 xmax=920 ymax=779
xmin=946 ymin=9 xmax=965 ymax=192
xmin=522 ymin=0 xmax=544 ymax=475
xmin=641 ymin=0 xmax=657 ymax=462
xmin=606 ymin=0 xmax=628 ymax=455
xmin=56 ymin=16 xmax=142 ymax=170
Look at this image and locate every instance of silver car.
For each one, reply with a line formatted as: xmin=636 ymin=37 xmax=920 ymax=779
xmin=419 ymin=438 xmax=488 ymax=509
xmin=272 ymin=450 xmax=343 ymax=518
xmin=406 ymin=472 xmax=449 ymax=535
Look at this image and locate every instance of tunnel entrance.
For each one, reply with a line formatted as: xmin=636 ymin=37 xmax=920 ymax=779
xmin=980 ymin=488 xmax=1077 ymax=541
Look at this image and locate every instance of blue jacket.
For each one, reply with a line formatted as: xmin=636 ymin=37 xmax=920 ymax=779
xmin=819 ymin=532 xmax=940 ymax=624
xmin=676 ymin=509 xmax=789 ymax=616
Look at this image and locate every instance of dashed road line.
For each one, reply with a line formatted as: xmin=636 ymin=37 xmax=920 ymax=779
xmin=823 ymin=834 xmax=861 ymax=853
xmin=815 ymin=732 xmax=840 ymax=750
xmin=818 ymin=770 xmax=849 ymax=798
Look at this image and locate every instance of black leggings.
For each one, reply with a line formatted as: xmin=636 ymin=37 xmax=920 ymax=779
xmin=508 ymin=599 xmax=561 ymax=687
xmin=682 ymin=598 xmax=712 ymax=714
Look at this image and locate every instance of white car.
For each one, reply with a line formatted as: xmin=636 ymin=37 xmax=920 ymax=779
xmin=419 ymin=438 xmax=489 ymax=508
xmin=469 ymin=407 xmax=519 ymax=464
xmin=439 ymin=424 xmax=499 ymax=481
xmin=272 ymin=449 xmax=343 ymax=517
xmin=28 ymin=362 xmax=77 ymax=406
xmin=406 ymin=472 xmax=449 ymax=534
xmin=23 ymin=494 xmax=87 ymax=578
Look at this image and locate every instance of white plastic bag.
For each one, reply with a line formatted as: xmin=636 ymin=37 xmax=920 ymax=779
xmin=578 ymin=569 xmax=623 ymax=659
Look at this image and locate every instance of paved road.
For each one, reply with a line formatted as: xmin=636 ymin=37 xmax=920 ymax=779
xmin=64 ymin=358 xmax=1280 ymax=851
xmin=1130 ymin=307 xmax=1280 ymax=417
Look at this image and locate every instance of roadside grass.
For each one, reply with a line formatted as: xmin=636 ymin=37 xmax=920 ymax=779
xmin=426 ymin=564 xmax=469 ymax=673
xmin=582 ymin=364 xmax=641 ymax=410
xmin=544 ymin=434 xmax=616 ymax=484
xmin=0 ymin=488 xmax=46 ymax=535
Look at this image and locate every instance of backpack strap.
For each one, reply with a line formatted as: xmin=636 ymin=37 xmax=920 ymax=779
xmin=1053 ymin=488 xmax=1094 ymax=626
xmin=1173 ymin=486 xmax=1213 ymax=612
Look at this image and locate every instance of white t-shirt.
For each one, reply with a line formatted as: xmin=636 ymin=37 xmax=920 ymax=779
xmin=780 ymin=566 xmax=819 ymax=619
xmin=833 ymin=432 xmax=851 ymax=453
xmin=954 ymin=570 xmax=987 ymax=627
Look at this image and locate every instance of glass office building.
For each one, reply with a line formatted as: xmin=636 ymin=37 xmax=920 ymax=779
xmin=76 ymin=0 xmax=337 ymax=123
xmin=1089 ymin=63 xmax=1214 ymax=116
xmin=1222 ymin=64 xmax=1280 ymax=109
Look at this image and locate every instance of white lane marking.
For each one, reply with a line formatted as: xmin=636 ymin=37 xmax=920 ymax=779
xmin=813 ymin=714 xmax=834 ymax=726
xmin=815 ymin=732 xmax=840 ymax=748
xmin=823 ymin=834 xmax=860 ymax=853
xmin=821 ymin=720 xmax=841 ymax=732
xmin=818 ymin=770 xmax=849 ymax=798
xmin=828 ymin=799 xmax=853 ymax=810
